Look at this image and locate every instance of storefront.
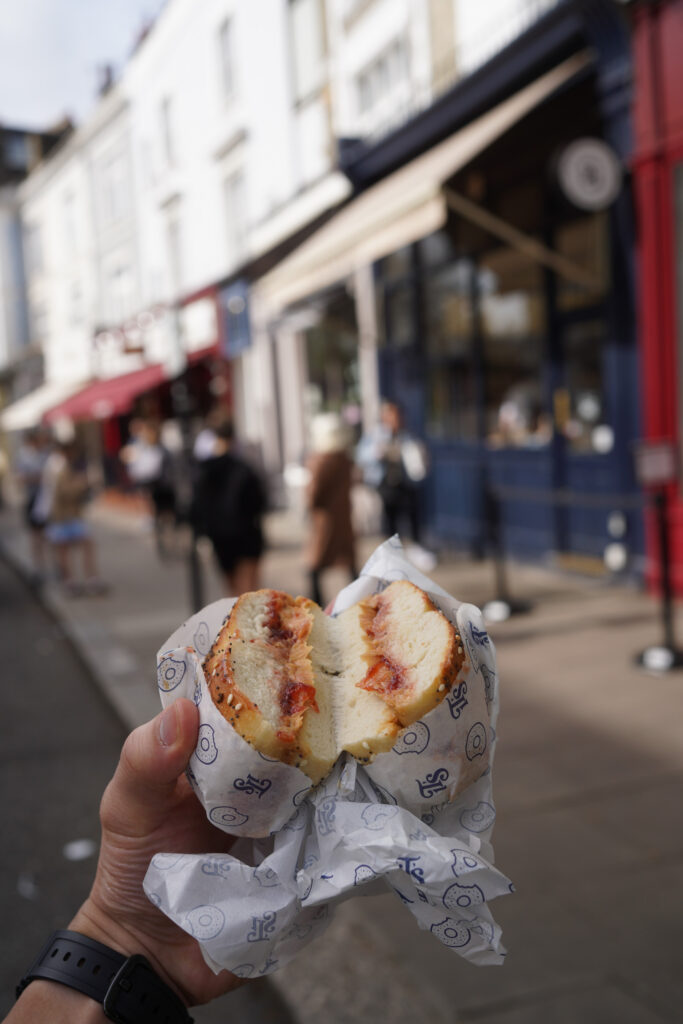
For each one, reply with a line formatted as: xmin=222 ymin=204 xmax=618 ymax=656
xmin=255 ymin=1 xmax=640 ymax=569
xmin=376 ymin=68 xmax=640 ymax=563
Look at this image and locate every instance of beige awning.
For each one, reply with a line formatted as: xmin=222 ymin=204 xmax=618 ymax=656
xmin=0 ymin=380 xmax=86 ymax=431
xmin=255 ymin=51 xmax=590 ymax=317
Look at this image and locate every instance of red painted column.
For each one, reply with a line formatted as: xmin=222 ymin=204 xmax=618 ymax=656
xmin=631 ymin=0 xmax=683 ymax=592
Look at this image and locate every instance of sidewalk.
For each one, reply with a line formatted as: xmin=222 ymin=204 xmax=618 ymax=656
xmin=2 ymin=499 xmax=683 ymax=1022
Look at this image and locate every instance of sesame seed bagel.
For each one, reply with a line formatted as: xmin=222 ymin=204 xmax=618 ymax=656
xmin=203 ymin=580 xmax=464 ymax=785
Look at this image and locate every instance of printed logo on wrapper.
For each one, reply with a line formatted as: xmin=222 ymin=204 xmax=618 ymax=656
xmin=254 ymin=865 xmax=279 ymax=888
xmin=317 ymin=797 xmax=337 ymax=835
xmin=431 ymin=918 xmax=471 ymax=948
xmin=416 ymin=767 xmax=450 ymax=799
xmin=466 ymin=723 xmax=487 ymax=761
xmin=157 ymin=656 xmax=186 ymax=692
xmin=451 ymin=848 xmax=482 ymax=876
xmin=460 ymin=801 xmax=496 ymax=834
xmin=397 ymin=854 xmax=425 ymax=884
xmin=443 ymin=882 xmax=485 ymax=910
xmin=247 ymin=912 xmax=277 ymax=943
xmin=393 ymin=721 xmax=430 ymax=755
xmin=354 ymin=864 xmax=378 ymax=886
xmin=209 ymin=805 xmax=249 ymax=828
xmin=201 ymin=856 xmax=232 ymax=879
xmin=194 ymin=724 xmax=218 ymax=764
xmin=193 ymin=621 xmax=211 ymax=656
xmin=360 ymin=804 xmax=399 ymax=830
xmin=447 ymin=681 xmax=468 ymax=720
xmin=185 ymin=905 xmax=225 ymax=940
xmin=233 ymin=773 xmax=273 ymax=798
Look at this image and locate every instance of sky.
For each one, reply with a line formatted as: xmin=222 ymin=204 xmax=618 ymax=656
xmin=0 ymin=0 xmax=167 ymax=130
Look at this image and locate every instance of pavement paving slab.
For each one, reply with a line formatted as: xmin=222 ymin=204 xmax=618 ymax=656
xmin=2 ymin=499 xmax=683 ymax=1023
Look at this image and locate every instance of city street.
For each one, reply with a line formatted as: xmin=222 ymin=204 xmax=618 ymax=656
xmin=2 ymin=500 xmax=683 ymax=1022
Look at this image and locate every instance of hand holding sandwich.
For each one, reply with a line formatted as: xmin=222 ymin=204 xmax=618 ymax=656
xmin=8 ymin=699 xmax=240 ymax=1022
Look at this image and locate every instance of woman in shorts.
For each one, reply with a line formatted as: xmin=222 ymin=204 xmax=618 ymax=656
xmin=46 ymin=441 xmax=106 ymax=596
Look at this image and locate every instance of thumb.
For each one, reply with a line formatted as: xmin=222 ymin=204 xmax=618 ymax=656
xmin=101 ymin=699 xmax=199 ymax=837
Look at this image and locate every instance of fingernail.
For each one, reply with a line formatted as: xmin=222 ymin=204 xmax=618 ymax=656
xmin=159 ymin=705 xmax=179 ymax=748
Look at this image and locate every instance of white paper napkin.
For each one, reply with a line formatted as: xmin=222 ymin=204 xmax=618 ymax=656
xmin=144 ymin=537 xmax=513 ymax=976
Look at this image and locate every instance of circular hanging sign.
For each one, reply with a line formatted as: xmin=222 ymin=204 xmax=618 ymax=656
xmin=557 ymin=138 xmax=622 ymax=211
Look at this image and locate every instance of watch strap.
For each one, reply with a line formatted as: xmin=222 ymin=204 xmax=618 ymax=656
xmin=17 ymin=930 xmax=193 ymax=1023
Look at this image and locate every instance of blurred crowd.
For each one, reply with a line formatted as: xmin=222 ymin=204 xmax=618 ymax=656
xmin=5 ymin=399 xmax=437 ymax=605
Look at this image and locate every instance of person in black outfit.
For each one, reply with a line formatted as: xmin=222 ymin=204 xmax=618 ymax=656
xmin=191 ymin=421 xmax=267 ymax=596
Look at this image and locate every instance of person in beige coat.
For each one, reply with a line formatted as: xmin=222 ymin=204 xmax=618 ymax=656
xmin=305 ymin=412 xmax=357 ymax=606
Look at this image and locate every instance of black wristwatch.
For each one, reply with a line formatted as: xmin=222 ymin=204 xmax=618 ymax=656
xmin=16 ymin=930 xmax=193 ymax=1023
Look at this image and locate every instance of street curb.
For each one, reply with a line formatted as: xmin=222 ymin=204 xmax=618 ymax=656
xmin=0 ymin=537 xmax=143 ymax=732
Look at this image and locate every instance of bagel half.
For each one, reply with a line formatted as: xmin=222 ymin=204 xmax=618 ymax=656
xmin=203 ymin=580 xmax=464 ymax=784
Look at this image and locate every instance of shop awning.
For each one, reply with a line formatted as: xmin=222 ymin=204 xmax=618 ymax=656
xmin=255 ymin=51 xmax=590 ymax=317
xmin=44 ymin=364 xmax=166 ymax=423
xmin=0 ymin=380 xmax=86 ymax=432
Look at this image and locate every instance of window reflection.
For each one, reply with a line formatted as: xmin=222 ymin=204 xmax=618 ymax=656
xmin=562 ymin=318 xmax=607 ymax=453
xmin=480 ymin=247 xmax=549 ymax=447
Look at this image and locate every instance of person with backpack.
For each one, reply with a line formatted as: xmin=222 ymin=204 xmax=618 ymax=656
xmin=190 ymin=421 xmax=267 ymax=596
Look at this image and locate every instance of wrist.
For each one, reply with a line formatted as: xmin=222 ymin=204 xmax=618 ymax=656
xmin=70 ymin=901 xmax=189 ymax=1008
xmin=9 ymin=979 xmax=107 ymax=1023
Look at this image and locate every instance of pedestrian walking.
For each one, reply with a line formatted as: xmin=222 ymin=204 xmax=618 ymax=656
xmin=305 ymin=412 xmax=357 ymax=605
xmin=190 ymin=421 xmax=267 ymax=596
xmin=121 ymin=418 xmax=178 ymax=559
xmin=356 ymin=400 xmax=436 ymax=572
xmin=14 ymin=428 xmax=51 ymax=582
xmin=46 ymin=440 xmax=106 ymax=596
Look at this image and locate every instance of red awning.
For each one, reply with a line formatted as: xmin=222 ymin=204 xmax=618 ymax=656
xmin=44 ymin=364 xmax=166 ymax=423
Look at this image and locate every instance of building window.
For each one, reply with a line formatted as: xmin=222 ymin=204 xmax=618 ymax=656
xmin=218 ymin=17 xmax=236 ymax=101
xmin=69 ymin=283 xmax=84 ymax=326
xmin=63 ymin=190 xmax=77 ymax=252
xmin=224 ymin=170 xmax=247 ymax=265
xmin=30 ymin=301 xmax=49 ymax=342
xmin=290 ymin=0 xmax=326 ymax=102
xmin=160 ymin=96 xmax=174 ymax=167
xmin=480 ymin=246 xmax=549 ymax=447
xmin=4 ymin=132 xmax=28 ymax=171
xmin=24 ymin=223 xmax=43 ymax=275
xmin=166 ymin=204 xmax=183 ymax=294
xmin=355 ymin=36 xmax=410 ymax=116
xmin=101 ymin=153 xmax=128 ymax=225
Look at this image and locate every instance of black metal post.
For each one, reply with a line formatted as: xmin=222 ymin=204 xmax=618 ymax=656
xmin=482 ymin=484 xmax=532 ymax=623
xmin=635 ymin=487 xmax=683 ymax=672
xmin=656 ymin=489 xmax=675 ymax=651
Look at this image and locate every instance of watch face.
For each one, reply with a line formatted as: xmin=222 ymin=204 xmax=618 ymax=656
xmin=558 ymin=138 xmax=622 ymax=211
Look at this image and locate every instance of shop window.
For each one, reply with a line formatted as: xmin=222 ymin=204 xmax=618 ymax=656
xmin=480 ymin=246 xmax=549 ymax=447
xmin=561 ymin=318 xmax=608 ymax=454
xmin=425 ymin=259 xmax=473 ymax=357
xmin=555 ymin=213 xmax=609 ymax=312
xmin=379 ymin=246 xmax=412 ymax=281
xmin=424 ymin=257 xmax=477 ymax=442
xmin=384 ymin=281 xmax=415 ymax=350
xmin=304 ymin=289 xmax=359 ymax=418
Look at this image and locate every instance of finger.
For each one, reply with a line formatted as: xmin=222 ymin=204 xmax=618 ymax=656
xmin=101 ymin=699 xmax=199 ymax=837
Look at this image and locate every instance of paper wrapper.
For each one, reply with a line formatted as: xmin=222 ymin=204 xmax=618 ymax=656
xmin=144 ymin=537 xmax=513 ymax=977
